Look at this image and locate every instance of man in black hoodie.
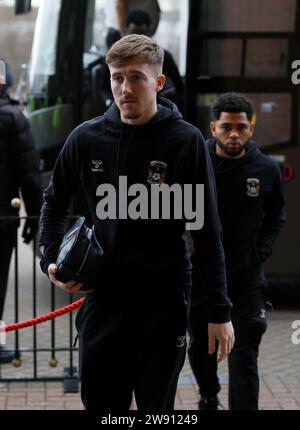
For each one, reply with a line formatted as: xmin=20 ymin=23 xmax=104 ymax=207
xmin=188 ymin=92 xmax=286 ymax=410
xmin=39 ymin=35 xmax=234 ymax=411
xmin=0 ymin=60 xmax=42 ymax=363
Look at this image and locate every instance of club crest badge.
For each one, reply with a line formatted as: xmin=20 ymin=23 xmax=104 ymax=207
xmin=147 ymin=160 xmax=167 ymax=185
xmin=176 ymin=335 xmax=186 ymax=348
xmin=246 ymin=178 xmax=260 ymax=197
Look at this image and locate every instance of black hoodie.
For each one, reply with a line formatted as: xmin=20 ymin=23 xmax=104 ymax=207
xmin=0 ymin=95 xmax=42 ymax=227
xmin=39 ymin=98 xmax=231 ymax=322
xmin=197 ymin=138 xmax=285 ymax=296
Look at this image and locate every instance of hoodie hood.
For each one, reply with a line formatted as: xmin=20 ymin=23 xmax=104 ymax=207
xmin=103 ymin=96 xmax=182 ymax=130
xmin=207 ymin=138 xmax=261 ymax=173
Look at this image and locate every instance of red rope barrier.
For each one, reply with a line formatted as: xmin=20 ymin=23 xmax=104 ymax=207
xmin=0 ymin=298 xmax=86 ymax=333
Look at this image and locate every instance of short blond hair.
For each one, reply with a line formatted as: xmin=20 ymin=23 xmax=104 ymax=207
xmin=106 ymin=34 xmax=164 ymax=72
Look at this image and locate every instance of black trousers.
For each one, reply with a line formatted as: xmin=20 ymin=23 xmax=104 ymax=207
xmin=188 ymin=286 xmax=267 ymax=410
xmin=76 ymin=283 xmax=188 ymax=411
xmin=0 ymin=230 xmax=16 ymax=321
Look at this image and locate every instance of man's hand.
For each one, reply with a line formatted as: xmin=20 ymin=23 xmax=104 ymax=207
xmin=48 ymin=264 xmax=92 ymax=294
xmin=22 ymin=219 xmax=39 ymax=244
xmin=208 ymin=322 xmax=235 ymax=363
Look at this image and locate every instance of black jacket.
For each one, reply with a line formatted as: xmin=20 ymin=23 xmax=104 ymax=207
xmin=39 ymin=98 xmax=231 ymax=322
xmin=193 ymin=138 xmax=285 ymax=298
xmin=0 ymin=95 xmax=42 ymax=229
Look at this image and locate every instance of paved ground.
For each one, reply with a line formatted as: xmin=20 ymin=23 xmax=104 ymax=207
xmin=0 ymin=224 xmax=300 ymax=410
xmin=1 ymin=307 xmax=300 ymax=410
xmin=177 ymin=308 xmax=300 ymax=410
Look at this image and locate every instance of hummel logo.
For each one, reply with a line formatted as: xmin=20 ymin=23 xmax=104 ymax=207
xmin=91 ymin=160 xmax=104 ymax=172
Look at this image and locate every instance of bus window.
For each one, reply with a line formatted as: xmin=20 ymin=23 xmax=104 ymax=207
xmin=250 ymin=93 xmax=292 ymax=149
xmin=245 ymin=39 xmax=288 ymax=78
xmin=199 ymin=38 xmax=288 ymax=79
xmin=199 ymin=39 xmax=243 ymax=77
xmin=198 ymin=0 xmax=296 ymax=33
xmin=155 ymin=0 xmax=188 ymax=77
xmin=29 ymin=0 xmax=62 ymax=96
xmin=89 ymin=0 xmax=109 ymax=55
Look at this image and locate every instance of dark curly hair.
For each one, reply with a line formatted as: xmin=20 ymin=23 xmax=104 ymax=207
xmin=211 ymin=92 xmax=254 ymax=121
xmin=126 ymin=10 xmax=151 ymax=28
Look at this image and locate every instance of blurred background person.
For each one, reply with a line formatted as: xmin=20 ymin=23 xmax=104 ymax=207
xmin=104 ymin=0 xmax=161 ymax=48
xmin=0 ymin=59 xmax=42 ymax=363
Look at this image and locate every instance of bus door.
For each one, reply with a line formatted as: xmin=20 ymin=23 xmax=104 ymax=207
xmin=27 ymin=0 xmax=90 ymax=187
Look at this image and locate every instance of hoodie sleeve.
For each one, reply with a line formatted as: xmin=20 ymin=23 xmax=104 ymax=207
xmin=12 ymin=108 xmax=43 ymax=216
xmin=39 ymin=128 xmax=81 ymax=275
xmin=187 ymin=129 xmax=232 ymax=323
xmin=257 ymin=163 xmax=286 ymax=262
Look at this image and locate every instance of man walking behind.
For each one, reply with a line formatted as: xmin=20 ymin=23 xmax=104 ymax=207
xmin=188 ymin=92 xmax=285 ymax=410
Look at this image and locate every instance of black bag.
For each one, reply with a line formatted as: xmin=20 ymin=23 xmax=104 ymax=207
xmin=56 ymin=216 xmax=104 ymax=289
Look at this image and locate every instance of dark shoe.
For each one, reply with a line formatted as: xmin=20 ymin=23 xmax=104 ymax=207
xmin=199 ymin=396 xmax=220 ymax=410
xmin=0 ymin=346 xmax=16 ymax=364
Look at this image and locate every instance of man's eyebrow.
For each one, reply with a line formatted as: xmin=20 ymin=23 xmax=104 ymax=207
xmin=129 ymin=70 xmax=145 ymax=74
xmin=112 ymin=70 xmax=146 ymax=77
xmin=218 ymin=121 xmax=248 ymax=125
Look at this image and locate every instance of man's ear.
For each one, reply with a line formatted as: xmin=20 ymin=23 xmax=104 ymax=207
xmin=210 ymin=121 xmax=217 ymax=137
xmin=156 ymin=74 xmax=166 ymax=92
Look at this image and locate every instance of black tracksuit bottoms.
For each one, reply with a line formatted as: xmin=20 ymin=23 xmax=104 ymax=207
xmin=0 ymin=230 xmax=16 ymax=320
xmin=76 ymin=285 xmax=187 ymax=411
xmin=188 ymin=285 xmax=267 ymax=410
